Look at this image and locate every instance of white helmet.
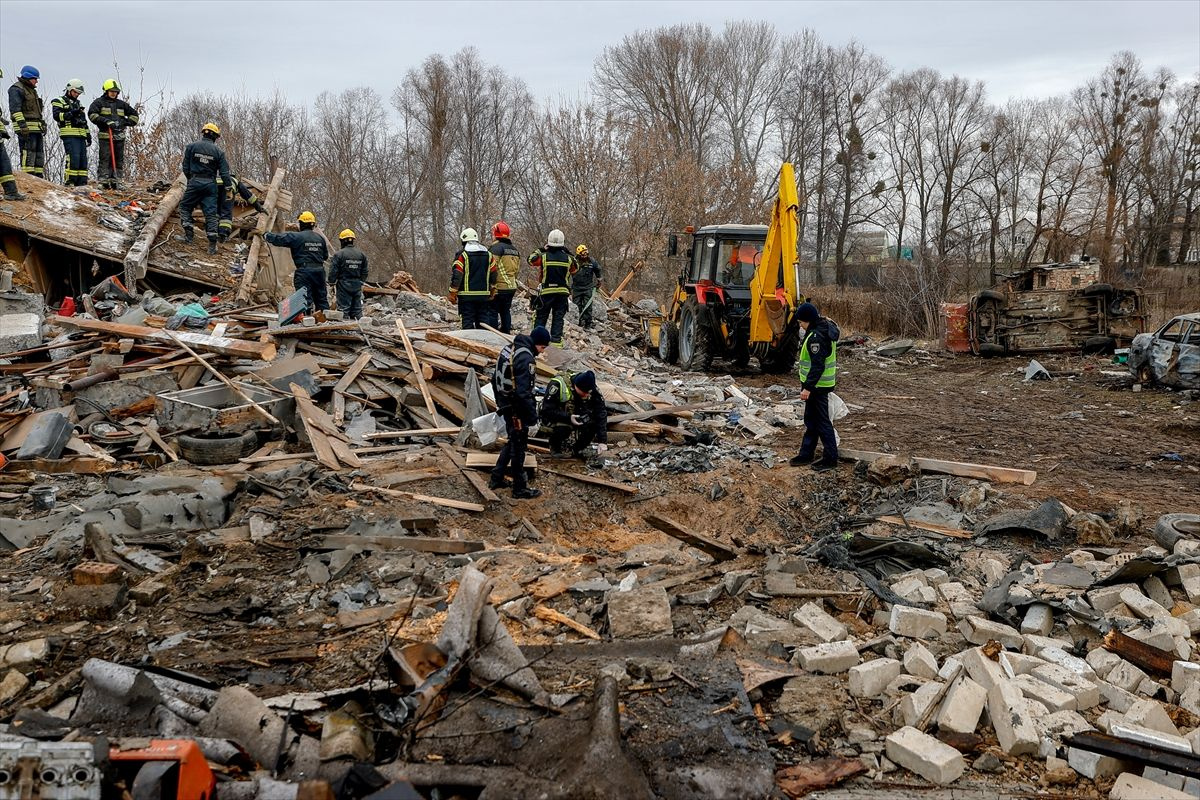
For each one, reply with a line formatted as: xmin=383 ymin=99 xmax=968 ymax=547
xmin=65 ymin=79 xmax=85 ymax=94
xmin=460 ymin=227 xmax=479 ymax=243
xmin=547 ymin=229 xmax=565 ymax=247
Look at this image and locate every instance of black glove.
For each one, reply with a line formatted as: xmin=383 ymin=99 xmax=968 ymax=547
xmin=253 ymin=201 xmax=265 ymax=213
xmin=0 ymin=129 xmax=8 ymax=140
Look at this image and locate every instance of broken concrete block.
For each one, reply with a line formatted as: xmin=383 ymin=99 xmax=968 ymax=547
xmin=1123 ymin=699 xmax=1180 ymax=737
xmin=606 ymin=586 xmax=673 ymax=639
xmin=1119 ymin=587 xmax=1170 ymax=620
xmin=0 ymin=638 xmax=49 ymax=668
xmin=937 ymin=655 xmax=962 ymax=681
xmin=988 ymin=680 xmax=1042 ymax=755
xmin=1109 ymin=721 xmax=1194 ymax=754
xmin=903 ymin=643 xmax=939 ymax=680
xmin=1097 ymin=680 xmax=1139 ymax=713
xmin=935 ymin=677 xmax=986 ymax=734
xmin=1086 ymin=647 xmax=1123 ymax=678
xmin=999 ymin=651 xmax=1044 ymax=678
xmin=0 ymin=311 xmax=41 ymax=352
xmin=1142 ymin=575 xmax=1174 ymax=611
xmin=1039 ymin=709 xmax=1093 ymax=741
xmin=1031 ymin=663 xmax=1100 ymax=709
xmin=764 ymin=571 xmax=805 ymax=596
xmin=1109 ymin=772 xmax=1194 ymax=799
xmin=791 ymin=602 xmax=848 ymax=643
xmin=58 ymin=583 xmax=127 ymax=621
xmin=888 ymin=605 xmax=947 ymax=639
xmin=936 ymin=582 xmax=978 ymax=619
xmin=959 ymin=615 xmax=1023 ymax=650
xmin=1020 ymin=604 xmax=1054 ymax=636
xmin=727 ymin=605 xmax=794 ymax=635
xmin=899 ymin=681 xmax=944 ymax=727
xmin=884 ymin=726 xmax=965 ymax=785
xmin=796 ymin=640 xmax=860 ymax=674
xmin=1171 ymin=660 xmax=1199 ymax=694
xmin=1087 ymin=583 xmax=1138 ymax=612
xmin=1177 ymin=563 xmax=1200 ymax=604
xmin=960 ymin=646 xmax=1007 ymax=691
xmin=1012 ymin=674 xmax=1077 ymax=712
xmin=848 ymin=658 xmax=902 ymax=698
xmin=677 ymin=584 xmax=723 ymax=606
xmin=1067 ymin=747 xmax=1131 ymax=779
xmin=129 ymin=578 xmax=169 ymax=604
xmin=1107 ymin=660 xmax=1149 ymax=693
xmin=0 ymin=669 xmax=29 ymax=705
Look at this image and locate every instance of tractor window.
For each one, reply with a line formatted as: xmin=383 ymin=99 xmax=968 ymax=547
xmin=718 ymin=240 xmax=762 ymax=287
xmin=690 ymin=237 xmax=715 ymax=282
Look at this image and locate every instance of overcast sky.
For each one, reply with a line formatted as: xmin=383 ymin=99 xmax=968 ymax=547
xmin=2 ymin=0 xmax=1197 ymax=110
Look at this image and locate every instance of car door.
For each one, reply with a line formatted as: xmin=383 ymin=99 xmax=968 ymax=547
xmin=1150 ymin=318 xmax=1186 ymax=386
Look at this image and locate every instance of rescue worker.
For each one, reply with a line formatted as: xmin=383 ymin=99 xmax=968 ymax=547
xmin=488 ymin=221 xmax=521 ymax=333
xmin=178 ymin=122 xmax=231 ymax=255
xmin=572 ymin=244 xmax=603 ymax=329
xmin=540 ymin=369 xmax=609 ymax=458
xmin=265 ymin=211 xmax=330 ymax=314
xmin=7 ymin=66 xmax=45 ymax=178
xmin=88 ymin=79 xmax=139 ymax=189
xmin=788 ymin=302 xmax=841 ymax=472
xmin=527 ymin=229 xmax=577 ymax=346
xmin=51 ymin=79 xmax=90 ymax=186
xmin=0 ymin=69 xmax=27 ymax=201
xmin=327 ymin=228 xmax=369 ymax=320
xmin=216 ymin=173 xmax=265 ymax=241
xmin=449 ymin=227 xmax=497 ymax=329
xmin=489 ymin=326 xmax=551 ymax=499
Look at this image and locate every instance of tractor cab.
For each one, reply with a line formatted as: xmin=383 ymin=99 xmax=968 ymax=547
xmin=671 ymin=224 xmax=768 ymax=302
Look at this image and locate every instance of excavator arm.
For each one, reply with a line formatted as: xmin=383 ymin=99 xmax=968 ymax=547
xmin=749 ymin=162 xmax=802 ymax=345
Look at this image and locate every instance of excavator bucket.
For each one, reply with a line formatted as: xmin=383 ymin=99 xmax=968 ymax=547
xmin=749 ymin=163 xmax=801 ymax=345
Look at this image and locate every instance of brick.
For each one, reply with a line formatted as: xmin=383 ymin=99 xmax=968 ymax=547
xmin=935 ymin=676 xmax=986 ymax=734
xmin=1022 ymin=633 xmax=1073 ymax=655
xmin=1087 ymin=583 xmax=1138 ymax=612
xmin=1086 ymin=647 xmax=1123 ymax=678
xmin=1012 ymin=673 xmax=1077 ymax=712
xmin=999 ymin=651 xmax=1044 ymax=678
xmin=1119 ymin=587 xmax=1169 ymax=620
xmin=935 ymin=581 xmax=977 ymax=618
xmin=1020 ymin=603 xmax=1054 ymax=636
xmin=1066 ymin=747 xmax=1130 ymax=779
xmin=959 ymin=646 xmax=1007 ymax=691
xmin=1123 ymin=699 xmax=1180 ymax=736
xmin=1039 ymin=647 xmax=1096 ymax=678
xmin=884 ymin=725 xmax=965 ymax=785
xmin=958 ymin=615 xmax=1023 ymax=650
xmin=72 ymin=561 xmax=124 ymax=586
xmin=1177 ymin=563 xmax=1200 ymax=604
xmin=1183 ymin=682 xmax=1200 ymax=717
xmin=1141 ymin=576 xmax=1174 ymax=611
xmin=1039 ymin=709 xmax=1093 ymax=741
xmin=899 ymin=681 xmax=944 ymax=727
xmin=902 ymin=643 xmax=939 ymax=680
xmin=1109 ymin=721 xmax=1193 ymax=754
xmin=1106 ymin=660 xmax=1148 ymax=693
xmin=848 ymin=658 xmax=902 ymax=697
xmin=988 ymin=680 xmax=1042 ymax=755
xmin=888 ymin=605 xmax=947 ymax=639
xmin=796 ymin=640 xmax=860 ymax=674
xmin=606 ymin=587 xmax=673 ymax=638
xmin=1125 ymin=622 xmax=1175 ymax=651
xmin=1031 ymin=663 xmax=1100 ymax=709
xmin=1097 ymin=680 xmax=1138 ymax=713
xmin=937 ymin=654 xmax=962 ymax=681
xmin=1109 ymin=772 xmax=1194 ymax=799
xmin=890 ymin=576 xmax=928 ymax=603
xmin=1186 ymin=726 xmax=1200 ymax=756
xmin=1171 ymin=660 xmax=1200 ymax=693
xmin=790 ymin=602 xmax=848 ymax=643
xmin=1142 ymin=767 xmax=1194 ymax=795
xmin=922 ymin=568 xmax=949 ymax=586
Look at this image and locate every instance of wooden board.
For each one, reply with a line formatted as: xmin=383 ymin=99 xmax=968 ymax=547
xmin=838 ymin=448 xmax=1037 ymax=485
xmin=464 ymin=452 xmax=537 ymax=469
xmin=605 ymin=400 xmax=723 ymax=424
xmin=396 ymin=320 xmax=438 ymax=419
xmin=317 ymin=534 xmax=484 ymax=555
xmin=434 ymin=442 xmax=498 ymax=503
xmin=876 ymin=515 xmax=972 ymax=539
xmin=644 ymin=514 xmax=738 ymax=561
xmin=363 ymin=427 xmax=461 ymax=440
xmin=56 ymin=317 xmax=276 ymax=360
xmin=333 ymin=351 xmax=373 ymax=425
xmin=350 ymin=481 xmax=485 ymax=512
xmin=540 ymin=466 xmax=638 ymax=494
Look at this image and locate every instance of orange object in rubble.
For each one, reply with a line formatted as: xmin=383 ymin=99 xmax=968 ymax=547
xmin=108 ymin=739 xmax=216 ymax=800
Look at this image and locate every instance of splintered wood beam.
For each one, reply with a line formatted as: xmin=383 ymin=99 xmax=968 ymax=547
xmin=124 ymin=173 xmax=186 ymax=286
xmin=838 ymin=448 xmax=1037 ymax=485
xmin=644 ymin=514 xmax=738 ymax=561
xmin=56 ymin=317 xmax=276 ymax=360
xmin=237 ymin=166 xmax=287 ymax=302
xmin=540 ymin=466 xmax=638 ymax=495
xmin=350 ymin=481 xmax=484 ymax=512
xmin=317 ymin=534 xmax=483 ymax=555
xmin=396 ymin=319 xmax=438 ymax=419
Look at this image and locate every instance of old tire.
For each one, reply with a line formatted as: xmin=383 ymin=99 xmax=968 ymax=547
xmin=977 ymin=343 xmax=1006 ymax=357
xmin=658 ymin=320 xmax=679 ymax=364
xmin=1083 ymin=283 xmax=1114 ymax=297
xmin=178 ymin=431 xmax=259 ymax=466
xmin=1082 ymin=335 xmax=1116 ymax=355
xmin=977 ymin=289 xmax=1005 ymax=303
xmin=1153 ymin=513 xmax=1200 ymax=551
xmin=678 ymin=299 xmax=713 ymax=371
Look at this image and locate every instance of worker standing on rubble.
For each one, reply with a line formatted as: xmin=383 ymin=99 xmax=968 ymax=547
xmin=178 ymin=123 xmax=231 ymax=255
xmin=449 ymin=227 xmax=498 ymax=330
xmin=540 ymin=369 xmax=609 ymax=458
xmin=0 ymin=70 xmax=27 ymax=201
xmin=265 ymin=211 xmax=330 ymax=314
xmin=488 ymin=221 xmax=521 ymax=333
xmin=489 ymin=326 xmax=552 ymax=499
xmin=527 ymin=229 xmax=577 ymax=347
xmin=327 ymin=229 xmax=369 ymax=320
xmin=216 ymin=174 xmax=265 ymax=242
xmin=789 ymin=302 xmax=841 ymax=472
xmin=8 ymin=66 xmax=45 ymax=178
xmin=88 ymin=79 xmax=138 ymax=190
xmin=571 ymin=244 xmax=603 ymax=330
xmin=52 ymin=80 xmax=90 ymax=186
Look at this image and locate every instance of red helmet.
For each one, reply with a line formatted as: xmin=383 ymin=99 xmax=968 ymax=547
xmin=491 ymin=221 xmax=511 ymax=239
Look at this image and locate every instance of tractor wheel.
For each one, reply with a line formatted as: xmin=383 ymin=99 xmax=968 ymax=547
xmin=658 ymin=320 xmax=679 ymax=364
xmin=762 ymin=324 xmax=802 ymax=374
xmin=678 ymin=299 xmax=714 ymax=371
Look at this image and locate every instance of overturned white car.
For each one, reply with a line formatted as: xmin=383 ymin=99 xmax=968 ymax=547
xmin=1128 ymin=313 xmax=1200 ymax=388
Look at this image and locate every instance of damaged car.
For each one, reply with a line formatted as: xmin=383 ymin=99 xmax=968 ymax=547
xmin=1128 ymin=312 xmax=1200 ymax=388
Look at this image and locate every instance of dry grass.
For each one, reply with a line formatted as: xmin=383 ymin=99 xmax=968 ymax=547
xmin=809 ymin=287 xmax=912 ymax=338
xmin=1140 ymin=266 xmax=1200 ymax=328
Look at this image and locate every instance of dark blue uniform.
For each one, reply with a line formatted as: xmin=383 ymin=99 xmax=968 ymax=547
xmin=327 ymin=244 xmax=369 ymax=319
xmin=796 ymin=317 xmax=841 ymax=467
xmin=489 ymin=335 xmax=539 ymax=494
xmin=216 ymin=174 xmax=260 ymax=240
xmin=179 ymin=138 xmax=231 ymax=243
xmin=51 ymin=94 xmax=89 ymax=185
xmin=265 ymin=229 xmax=329 ymax=312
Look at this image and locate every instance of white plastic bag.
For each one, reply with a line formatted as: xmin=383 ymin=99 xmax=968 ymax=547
xmin=472 ymin=412 xmax=505 ymax=447
xmin=829 ymin=392 xmax=849 ymax=421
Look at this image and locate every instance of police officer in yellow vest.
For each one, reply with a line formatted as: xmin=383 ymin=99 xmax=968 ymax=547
xmin=52 ymin=79 xmax=90 ymax=186
xmin=527 ymin=228 xmax=577 ymax=347
xmin=789 ymin=302 xmax=841 ymax=472
xmin=540 ymin=369 xmax=608 ymax=458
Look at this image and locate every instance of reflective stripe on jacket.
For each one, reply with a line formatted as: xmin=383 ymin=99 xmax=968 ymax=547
xmin=52 ymin=96 xmax=88 ymax=137
xmin=8 ymin=80 xmax=43 ymax=132
xmin=797 ymin=331 xmax=837 ymax=388
xmin=529 ymin=246 xmax=575 ymax=295
xmin=490 ymin=239 xmax=521 ymax=291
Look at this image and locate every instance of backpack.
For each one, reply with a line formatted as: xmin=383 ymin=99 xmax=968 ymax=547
xmin=492 ymin=344 xmax=532 ymax=399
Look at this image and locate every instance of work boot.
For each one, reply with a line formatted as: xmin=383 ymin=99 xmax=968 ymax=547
xmin=513 ymin=487 xmax=541 ymax=500
xmin=488 ymin=474 xmax=510 ymax=490
xmin=789 ymin=452 xmax=814 ymax=467
xmin=2 ymin=187 xmax=26 ymax=201
xmin=207 ymin=240 xmax=218 ymax=255
xmin=218 ymin=233 xmax=228 ymax=243
xmin=179 ymin=229 xmax=194 ymax=244
xmin=811 ymin=460 xmax=838 ymax=473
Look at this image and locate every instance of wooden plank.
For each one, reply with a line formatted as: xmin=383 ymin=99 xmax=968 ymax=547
xmin=606 ymin=400 xmax=723 ymax=424
xmin=123 ymin=174 xmax=186 ymax=286
xmin=464 ymin=452 xmax=537 ymax=470
xmin=435 ymin=442 xmax=499 ymax=502
xmin=333 ymin=351 xmax=373 ymax=425
xmin=377 ymin=467 xmax=444 ymax=487
xmin=532 ymin=605 xmax=601 ymax=640
xmin=644 ymin=514 xmax=738 ymax=561
xmin=396 ymin=320 xmax=438 ymax=419
xmin=237 ymin=166 xmax=286 ymax=302
xmin=350 ymin=481 xmax=485 ymax=512
xmin=838 ymin=448 xmax=1037 ymax=485
xmin=608 ymin=259 xmax=643 ymax=303
xmin=318 ymin=534 xmax=484 ymax=555
xmin=540 ymin=466 xmax=638 ymax=495
xmin=424 ymin=329 xmax=503 ymax=359
xmin=56 ymin=317 xmax=276 ymax=361
xmin=363 ymin=427 xmax=461 ymax=441
xmin=165 ymin=330 xmax=281 ymax=426
xmin=876 ymin=515 xmax=972 ymax=539
xmin=290 ymin=383 xmax=340 ymax=470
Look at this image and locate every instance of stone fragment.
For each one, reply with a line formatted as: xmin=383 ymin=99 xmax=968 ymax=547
xmin=1141 ymin=576 xmax=1174 ymax=611
xmin=1020 ymin=604 xmax=1054 ymax=636
xmin=796 ymin=640 xmax=860 ymax=674
xmin=1106 ymin=660 xmax=1148 ymax=693
xmin=1039 ymin=647 xmax=1096 ymax=678
xmin=1109 ymin=772 xmax=1194 ymax=799
xmin=0 ymin=638 xmax=49 ymax=668
xmin=1012 ymin=674 xmax=1076 ymax=712
xmin=888 ymin=605 xmax=947 ymax=639
xmin=1067 ymin=747 xmax=1130 ymax=779
xmin=1177 ymin=563 xmax=1200 ymax=604
xmin=885 ymin=726 xmax=965 ymax=785
xmin=899 ymin=681 xmax=944 ymax=727
xmin=1097 ymin=680 xmax=1139 ymax=713
xmin=935 ymin=677 xmax=986 ymax=734
xmin=607 ymin=587 xmax=673 ymax=639
xmin=999 ymin=651 xmax=1044 ymax=678
xmin=1086 ymin=648 xmax=1122 ymax=678
xmin=988 ymin=681 xmax=1041 ymax=755
xmin=0 ymin=312 xmax=41 ymax=352
xmin=57 ymin=583 xmax=127 ymax=621
xmin=1122 ymin=699 xmax=1180 ymax=737
xmin=791 ymin=602 xmax=848 ymax=643
xmin=959 ymin=646 xmax=1007 ymax=691
xmin=129 ymin=578 xmax=169 ymax=604
xmin=1087 ymin=583 xmax=1138 ymax=612
xmin=958 ymin=615 xmax=1023 ymax=650
xmin=1171 ymin=660 xmax=1200 ymax=694
xmin=0 ymin=669 xmax=29 ymax=705
xmin=848 ymin=658 xmax=902 ymax=698
xmin=1030 ymin=663 xmax=1100 ymax=709
xmin=902 ymin=643 xmax=939 ymax=680
xmin=1119 ymin=587 xmax=1169 ymax=620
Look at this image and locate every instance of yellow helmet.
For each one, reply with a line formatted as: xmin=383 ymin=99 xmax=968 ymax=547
xmin=102 ymin=79 xmax=120 ymax=93
xmin=575 ymin=244 xmax=589 ymax=256
xmin=298 ymin=211 xmax=317 ymax=224
xmin=338 ymin=229 xmax=356 ymax=240
xmin=201 ymin=122 xmax=221 ymax=137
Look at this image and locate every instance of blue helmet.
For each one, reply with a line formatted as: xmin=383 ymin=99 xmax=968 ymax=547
xmin=19 ymin=66 xmax=39 ymax=80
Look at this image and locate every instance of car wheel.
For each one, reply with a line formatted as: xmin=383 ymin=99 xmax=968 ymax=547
xmin=1153 ymin=513 xmax=1200 ymax=551
xmin=178 ymin=431 xmax=259 ymax=466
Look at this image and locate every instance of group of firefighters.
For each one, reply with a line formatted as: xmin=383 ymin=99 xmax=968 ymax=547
xmin=449 ymin=223 xmax=603 ymax=344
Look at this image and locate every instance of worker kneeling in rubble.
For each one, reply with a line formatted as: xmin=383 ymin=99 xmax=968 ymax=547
xmin=490 ymin=326 xmax=552 ymax=499
xmin=541 ymin=369 xmax=608 ymax=458
xmin=265 ymin=211 xmax=330 ymax=314
xmin=179 ymin=122 xmax=231 ymax=254
xmin=328 ymin=228 xmax=369 ymax=320
xmin=789 ymin=301 xmax=840 ymax=472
